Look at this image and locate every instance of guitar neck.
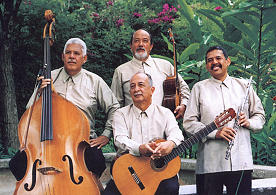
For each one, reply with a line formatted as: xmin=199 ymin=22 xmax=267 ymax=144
xmin=163 ymin=121 xmax=217 ymax=163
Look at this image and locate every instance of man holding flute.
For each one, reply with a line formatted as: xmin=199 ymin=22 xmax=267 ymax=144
xmin=183 ymin=46 xmax=265 ymax=195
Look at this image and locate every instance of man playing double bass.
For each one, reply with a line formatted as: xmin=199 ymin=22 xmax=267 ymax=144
xmin=9 ymin=38 xmax=120 ymax=185
xmin=111 ymin=29 xmax=190 ymax=118
xmin=103 ymin=72 xmax=184 ymax=195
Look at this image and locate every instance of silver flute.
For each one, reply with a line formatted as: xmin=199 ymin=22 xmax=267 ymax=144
xmin=225 ymin=76 xmax=253 ymax=160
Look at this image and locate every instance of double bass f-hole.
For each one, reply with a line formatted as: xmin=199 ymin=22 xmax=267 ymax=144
xmin=162 ymin=28 xmax=180 ymax=113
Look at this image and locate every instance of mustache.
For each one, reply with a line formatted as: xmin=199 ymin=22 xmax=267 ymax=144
xmin=68 ymin=60 xmax=76 ymax=63
xmin=211 ymin=63 xmax=222 ymax=70
xmin=136 ymin=47 xmax=145 ymax=52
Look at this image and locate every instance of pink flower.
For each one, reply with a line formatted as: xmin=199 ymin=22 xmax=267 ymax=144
xmin=93 ymin=13 xmax=99 ymax=17
xmin=162 ymin=16 xmax=170 ymax=22
xmin=148 ymin=18 xmax=161 ymax=24
xmin=107 ymin=1 xmax=114 ymax=6
xmin=133 ymin=12 xmax=142 ymax=18
xmin=116 ymin=19 xmax=124 ymax=27
xmin=214 ymin=6 xmax=223 ymax=11
xmin=163 ymin=3 xmax=170 ymax=11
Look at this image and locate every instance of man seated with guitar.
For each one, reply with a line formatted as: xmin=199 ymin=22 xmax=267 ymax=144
xmin=103 ymin=72 xmax=184 ymax=195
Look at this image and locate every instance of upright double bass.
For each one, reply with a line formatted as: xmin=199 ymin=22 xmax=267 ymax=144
xmin=14 ymin=10 xmax=100 ymax=195
xmin=162 ymin=28 xmax=180 ymax=113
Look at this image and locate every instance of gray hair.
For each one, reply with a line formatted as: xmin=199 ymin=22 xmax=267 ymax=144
xmin=63 ymin=38 xmax=87 ymax=56
xmin=145 ymin=73 xmax=153 ymax=87
xmin=132 ymin=71 xmax=153 ymax=87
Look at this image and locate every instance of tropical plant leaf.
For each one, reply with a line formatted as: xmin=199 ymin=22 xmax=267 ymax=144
xmin=197 ymin=9 xmax=225 ymax=31
xmin=213 ymin=36 xmax=255 ymax=60
xmin=223 ymin=16 xmax=258 ymax=45
xmin=151 ymin=54 xmax=173 ymax=65
xmin=179 ymin=43 xmax=200 ymax=63
xmin=267 ymin=111 xmax=276 ymax=130
xmin=177 ymin=0 xmax=202 ymax=42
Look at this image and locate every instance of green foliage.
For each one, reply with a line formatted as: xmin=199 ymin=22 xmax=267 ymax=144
xmin=0 ymin=143 xmax=17 ymax=159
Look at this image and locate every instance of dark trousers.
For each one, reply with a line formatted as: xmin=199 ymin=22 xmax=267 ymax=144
xmin=9 ymin=146 xmax=106 ymax=181
xmin=196 ymin=170 xmax=252 ymax=195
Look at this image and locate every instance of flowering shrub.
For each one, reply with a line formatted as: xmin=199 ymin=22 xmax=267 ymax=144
xmin=133 ymin=12 xmax=142 ymax=18
xmin=116 ymin=18 xmax=124 ymax=27
xmin=148 ymin=3 xmax=179 ymax=24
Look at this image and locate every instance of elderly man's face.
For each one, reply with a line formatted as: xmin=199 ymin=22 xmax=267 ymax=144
xmin=129 ymin=73 xmax=154 ymax=107
xmin=130 ymin=30 xmax=153 ymax=62
xmin=206 ymin=49 xmax=230 ymax=81
xmin=62 ymin=43 xmax=87 ymax=76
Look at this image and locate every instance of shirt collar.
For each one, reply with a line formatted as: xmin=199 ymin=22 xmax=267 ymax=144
xmin=210 ymin=74 xmax=231 ymax=88
xmin=132 ymin=103 xmax=154 ymax=119
xmin=131 ymin=55 xmax=154 ymax=68
xmin=60 ymin=68 xmax=83 ymax=84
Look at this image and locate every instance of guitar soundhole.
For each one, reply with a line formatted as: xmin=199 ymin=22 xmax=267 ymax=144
xmin=153 ymin=158 xmax=165 ymax=169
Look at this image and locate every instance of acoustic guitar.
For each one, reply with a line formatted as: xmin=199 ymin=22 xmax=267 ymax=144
xmin=112 ymin=108 xmax=236 ymax=195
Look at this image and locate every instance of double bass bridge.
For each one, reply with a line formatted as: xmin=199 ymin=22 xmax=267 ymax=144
xmin=38 ymin=166 xmax=61 ymax=175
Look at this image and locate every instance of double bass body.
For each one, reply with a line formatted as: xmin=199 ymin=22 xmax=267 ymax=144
xmin=14 ymin=92 xmax=100 ymax=194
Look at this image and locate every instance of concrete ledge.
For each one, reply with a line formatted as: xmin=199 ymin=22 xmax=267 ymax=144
xmin=0 ymin=158 xmax=10 ymax=168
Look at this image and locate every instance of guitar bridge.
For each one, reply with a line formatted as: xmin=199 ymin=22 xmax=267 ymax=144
xmin=128 ymin=166 xmax=145 ymax=190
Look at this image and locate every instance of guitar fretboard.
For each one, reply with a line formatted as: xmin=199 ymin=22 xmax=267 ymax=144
xmin=163 ymin=122 xmax=217 ymax=163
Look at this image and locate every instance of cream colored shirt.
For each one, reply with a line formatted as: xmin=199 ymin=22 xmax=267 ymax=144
xmin=183 ymin=75 xmax=265 ymax=174
xmin=27 ymin=67 xmax=120 ymax=139
xmin=113 ymin=103 xmax=184 ymax=156
xmin=111 ymin=56 xmax=190 ymax=107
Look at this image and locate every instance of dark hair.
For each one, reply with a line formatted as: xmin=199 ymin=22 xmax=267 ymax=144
xmin=205 ymin=46 xmax=228 ymax=63
xmin=130 ymin=29 xmax=153 ymax=45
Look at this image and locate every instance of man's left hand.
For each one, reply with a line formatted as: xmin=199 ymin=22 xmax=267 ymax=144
xmin=90 ymin=135 xmax=109 ymax=149
xmin=174 ymin=105 xmax=186 ymax=119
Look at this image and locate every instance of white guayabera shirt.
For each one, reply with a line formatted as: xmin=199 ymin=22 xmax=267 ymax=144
xmin=183 ymin=75 xmax=265 ymax=174
xmin=113 ymin=103 xmax=184 ymax=156
xmin=27 ymin=67 xmax=120 ymax=139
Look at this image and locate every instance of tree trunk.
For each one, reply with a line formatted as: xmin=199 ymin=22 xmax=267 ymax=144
xmin=0 ymin=38 xmax=19 ymax=151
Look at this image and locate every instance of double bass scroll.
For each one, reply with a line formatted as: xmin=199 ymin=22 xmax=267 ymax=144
xmin=162 ymin=28 xmax=180 ymax=113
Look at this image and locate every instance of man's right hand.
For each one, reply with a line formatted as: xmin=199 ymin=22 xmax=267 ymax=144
xmin=139 ymin=142 xmax=156 ymax=157
xmin=38 ymin=76 xmax=51 ymax=93
xmin=215 ymin=126 xmax=236 ymax=142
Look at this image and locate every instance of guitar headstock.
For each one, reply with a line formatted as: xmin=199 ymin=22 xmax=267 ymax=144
xmin=214 ymin=108 xmax=236 ymax=128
